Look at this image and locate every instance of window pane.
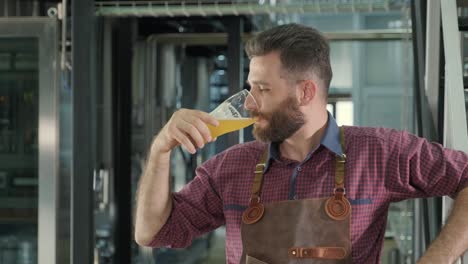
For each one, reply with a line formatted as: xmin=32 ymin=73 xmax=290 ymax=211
xmin=336 ymin=101 xmax=354 ymax=126
xmin=330 ymin=42 xmax=353 ymax=89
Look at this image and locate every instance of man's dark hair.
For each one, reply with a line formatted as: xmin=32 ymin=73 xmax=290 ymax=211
xmin=245 ymin=23 xmax=332 ymax=93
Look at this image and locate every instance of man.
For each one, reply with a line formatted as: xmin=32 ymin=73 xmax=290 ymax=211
xmin=134 ymin=23 xmax=468 ymax=263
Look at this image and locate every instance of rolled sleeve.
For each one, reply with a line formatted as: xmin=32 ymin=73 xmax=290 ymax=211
xmin=148 ymin=158 xmax=225 ymax=248
xmin=457 ymin=166 xmax=468 ymax=194
xmin=386 ymin=130 xmax=468 ymax=201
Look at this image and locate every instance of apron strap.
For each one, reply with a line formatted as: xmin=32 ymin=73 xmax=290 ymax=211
xmin=250 ymin=149 xmax=269 ymax=201
xmin=325 ymin=126 xmax=351 ymax=221
xmin=288 ymin=246 xmax=347 ymax=260
xmin=335 ymin=126 xmax=347 ymax=192
xmin=251 ymin=126 xmax=347 ymax=201
xmin=242 ymin=149 xmax=269 ymax=225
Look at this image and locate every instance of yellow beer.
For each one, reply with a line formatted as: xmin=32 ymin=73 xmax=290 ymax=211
xmin=207 ymin=118 xmax=255 ymax=138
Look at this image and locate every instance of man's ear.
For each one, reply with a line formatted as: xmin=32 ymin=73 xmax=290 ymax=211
xmin=297 ymin=80 xmax=317 ymax=106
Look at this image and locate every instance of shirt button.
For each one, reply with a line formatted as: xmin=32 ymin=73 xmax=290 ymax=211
xmin=293 ymin=194 xmax=298 ymax=200
xmin=297 ymin=166 xmax=302 ymax=171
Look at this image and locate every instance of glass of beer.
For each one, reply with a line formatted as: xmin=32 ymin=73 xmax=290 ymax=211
xmin=208 ymin=89 xmax=258 ymax=138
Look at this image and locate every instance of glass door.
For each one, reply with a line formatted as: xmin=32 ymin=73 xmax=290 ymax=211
xmin=0 ymin=18 xmax=59 ymax=264
xmin=0 ymin=36 xmax=39 ymax=264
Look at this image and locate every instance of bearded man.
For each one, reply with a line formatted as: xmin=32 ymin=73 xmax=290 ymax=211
xmin=134 ymin=23 xmax=468 ymax=264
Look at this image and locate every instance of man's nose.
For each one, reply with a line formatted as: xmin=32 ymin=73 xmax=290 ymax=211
xmin=244 ymin=93 xmax=259 ymax=111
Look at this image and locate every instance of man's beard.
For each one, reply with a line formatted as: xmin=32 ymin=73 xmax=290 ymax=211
xmin=251 ymin=95 xmax=305 ymax=143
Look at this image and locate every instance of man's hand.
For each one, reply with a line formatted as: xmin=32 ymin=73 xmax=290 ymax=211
xmin=134 ymin=108 xmax=218 ymax=246
xmin=153 ymin=108 xmax=219 ymax=154
xmin=417 ymin=187 xmax=468 ymax=264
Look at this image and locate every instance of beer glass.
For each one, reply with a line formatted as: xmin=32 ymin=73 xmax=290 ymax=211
xmin=208 ymin=89 xmax=258 ymax=138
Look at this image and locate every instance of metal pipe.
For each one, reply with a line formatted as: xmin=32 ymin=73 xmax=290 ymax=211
xmin=60 ymin=0 xmax=68 ymax=70
xmin=32 ymin=0 xmax=39 ymax=17
xmin=15 ymin=0 xmax=20 ymax=16
xmin=4 ymin=0 xmax=8 ymax=17
xmin=144 ymin=30 xmax=411 ymax=47
xmin=159 ymin=44 xmax=177 ymax=108
xmin=95 ymin=0 xmax=408 ymax=17
xmin=424 ymin=0 xmax=441 ymax=135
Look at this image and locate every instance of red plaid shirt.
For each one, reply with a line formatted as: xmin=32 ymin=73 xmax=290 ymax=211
xmin=149 ymin=117 xmax=468 ymax=263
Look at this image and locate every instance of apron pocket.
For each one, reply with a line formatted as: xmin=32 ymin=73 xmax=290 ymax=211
xmin=246 ymin=255 xmax=269 ymax=264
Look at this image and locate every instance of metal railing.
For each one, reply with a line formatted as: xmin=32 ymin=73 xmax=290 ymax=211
xmin=95 ymin=0 xmax=409 ymax=17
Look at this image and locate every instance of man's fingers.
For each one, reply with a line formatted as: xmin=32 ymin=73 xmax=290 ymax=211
xmin=193 ymin=111 xmax=218 ymax=143
xmin=180 ymin=110 xmax=216 ymax=143
xmin=180 ymin=120 xmax=205 ymax=149
xmin=191 ymin=117 xmax=214 ymax=143
xmin=173 ymin=130 xmax=197 ymax=154
xmin=197 ymin=111 xmax=219 ymax=127
xmin=162 ymin=109 xmax=218 ymax=154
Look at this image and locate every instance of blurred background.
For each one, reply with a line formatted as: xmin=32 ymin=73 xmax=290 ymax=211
xmin=0 ymin=0 xmax=467 ymax=263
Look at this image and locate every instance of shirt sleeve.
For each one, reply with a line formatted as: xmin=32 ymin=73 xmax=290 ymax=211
xmin=148 ymin=155 xmax=225 ymax=248
xmin=385 ymin=129 xmax=468 ymax=202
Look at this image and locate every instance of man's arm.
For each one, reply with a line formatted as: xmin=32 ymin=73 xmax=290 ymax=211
xmin=134 ymin=109 xmax=218 ymax=246
xmin=418 ymin=187 xmax=468 ymax=263
xmin=134 ymin=144 xmax=172 ymax=246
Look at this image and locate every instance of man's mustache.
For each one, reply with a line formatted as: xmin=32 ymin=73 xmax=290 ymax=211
xmin=249 ymin=110 xmax=268 ymax=119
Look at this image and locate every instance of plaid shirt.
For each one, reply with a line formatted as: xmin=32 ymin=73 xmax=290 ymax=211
xmin=149 ymin=115 xmax=468 ymax=263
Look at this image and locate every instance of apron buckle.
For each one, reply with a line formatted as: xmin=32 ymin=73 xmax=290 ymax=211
xmin=255 ymin=163 xmax=266 ymax=174
xmin=337 ymin=153 xmax=347 ymax=162
xmin=333 ymin=187 xmax=346 ymax=195
xmin=249 ymin=195 xmax=261 ymax=205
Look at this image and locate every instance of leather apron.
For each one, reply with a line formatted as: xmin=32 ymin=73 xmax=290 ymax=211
xmin=240 ymin=127 xmax=351 ymax=264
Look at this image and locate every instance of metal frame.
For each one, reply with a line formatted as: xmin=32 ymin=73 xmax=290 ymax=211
xmin=0 ymin=17 xmax=59 ymax=264
xmin=411 ymin=0 xmax=427 ymax=138
xmin=112 ymin=18 xmax=133 ymax=264
xmin=225 ymin=16 xmax=244 ymax=146
xmin=410 ymin=1 xmax=434 ymax=260
xmin=144 ymin=30 xmax=411 ymax=46
xmin=425 ymin=0 xmax=444 ymax=249
xmin=71 ymin=0 xmax=95 ymax=263
xmin=95 ymin=0 xmax=409 ymax=17
xmin=425 ymin=0 xmax=441 ymax=131
xmin=441 ymin=1 xmax=468 ymax=263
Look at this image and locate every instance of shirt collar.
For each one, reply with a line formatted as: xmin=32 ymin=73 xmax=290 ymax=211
xmin=321 ymin=112 xmax=343 ymax=156
xmin=264 ymin=111 xmax=343 ymax=171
